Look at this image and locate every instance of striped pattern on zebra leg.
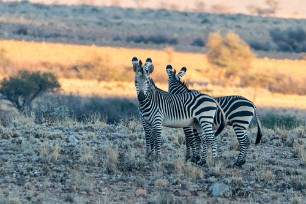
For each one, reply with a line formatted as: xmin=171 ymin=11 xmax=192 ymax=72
xmin=172 ymin=66 xmax=263 ymax=167
xmin=166 ymin=64 xmax=222 ymax=166
xmin=133 ymin=57 xmax=218 ymax=165
xmin=183 ymin=126 xmax=201 ymax=163
xmin=140 ymin=114 xmax=154 ymax=159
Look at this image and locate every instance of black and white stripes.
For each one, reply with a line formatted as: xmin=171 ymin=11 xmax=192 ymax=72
xmin=167 ymin=65 xmax=263 ymax=167
xmin=132 ymin=57 xmax=220 ymax=166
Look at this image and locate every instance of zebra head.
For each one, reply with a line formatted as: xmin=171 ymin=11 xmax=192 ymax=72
xmin=166 ymin=65 xmax=189 ymax=94
xmin=132 ymin=56 xmax=154 ymax=101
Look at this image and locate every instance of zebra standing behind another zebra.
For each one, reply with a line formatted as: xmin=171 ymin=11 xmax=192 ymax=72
xmin=132 ymin=56 xmax=221 ymax=166
xmin=166 ymin=65 xmax=263 ymax=167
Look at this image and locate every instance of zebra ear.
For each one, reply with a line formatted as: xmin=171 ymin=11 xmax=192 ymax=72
xmin=177 ymin=66 xmax=187 ymax=79
xmin=147 ymin=63 xmax=154 ymax=74
xmin=144 ymin=58 xmax=154 ymax=74
xmin=166 ymin=64 xmax=173 ymax=74
xmin=132 ymin=56 xmax=139 ymax=72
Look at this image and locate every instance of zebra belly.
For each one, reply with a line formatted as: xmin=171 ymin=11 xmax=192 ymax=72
xmin=162 ymin=118 xmax=194 ymax=128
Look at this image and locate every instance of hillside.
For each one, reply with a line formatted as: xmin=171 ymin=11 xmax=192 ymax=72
xmin=0 ymin=112 xmax=305 ymax=203
xmin=1 ymin=1 xmax=306 ymax=59
xmin=3 ymin=0 xmax=306 ymax=19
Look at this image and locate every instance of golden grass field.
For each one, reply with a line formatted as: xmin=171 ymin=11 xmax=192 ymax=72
xmin=1 ymin=39 xmax=306 ymax=110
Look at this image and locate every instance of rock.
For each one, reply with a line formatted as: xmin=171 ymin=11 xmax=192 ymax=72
xmin=181 ymin=182 xmax=190 ymax=190
xmin=209 ymin=182 xmax=230 ymax=197
xmin=135 ymin=188 xmax=147 ymax=197
xmin=67 ymin=135 xmax=78 ymax=144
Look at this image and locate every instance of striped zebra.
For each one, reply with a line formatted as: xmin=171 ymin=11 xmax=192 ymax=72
xmin=132 ymin=57 xmax=220 ymax=166
xmin=167 ymin=65 xmax=263 ymax=167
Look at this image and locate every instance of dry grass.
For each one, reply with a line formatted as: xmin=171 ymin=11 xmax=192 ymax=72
xmin=2 ymin=40 xmax=305 ymax=82
xmin=1 ymin=40 xmax=306 ymax=110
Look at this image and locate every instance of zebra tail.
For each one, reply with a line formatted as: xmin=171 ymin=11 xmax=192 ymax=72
xmin=255 ymin=107 xmax=263 ymax=145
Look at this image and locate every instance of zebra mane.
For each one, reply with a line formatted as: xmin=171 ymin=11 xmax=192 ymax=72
xmin=150 ymin=78 xmax=167 ymax=93
xmin=172 ymin=69 xmax=189 ymax=90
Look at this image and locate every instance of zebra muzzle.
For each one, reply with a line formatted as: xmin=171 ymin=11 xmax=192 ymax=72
xmin=138 ymin=91 xmax=145 ymax=101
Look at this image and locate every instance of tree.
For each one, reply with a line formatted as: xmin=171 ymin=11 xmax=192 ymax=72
xmin=206 ymin=31 xmax=255 ymax=83
xmin=0 ymin=71 xmax=60 ymax=110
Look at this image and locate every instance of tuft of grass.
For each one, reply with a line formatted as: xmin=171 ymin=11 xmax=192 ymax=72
xmin=80 ymin=143 xmax=94 ymax=164
xmin=51 ymin=143 xmax=60 ymax=162
xmin=40 ymin=142 xmax=49 ymax=158
xmin=291 ymin=195 xmax=302 ymax=204
xmin=231 ymin=175 xmax=243 ymax=185
xmin=210 ymin=161 xmax=223 ymax=176
xmin=275 ymin=128 xmax=289 ymax=142
xmin=260 ymin=169 xmax=275 ymax=182
xmin=105 ymin=146 xmax=118 ymax=173
xmin=174 ymin=157 xmax=203 ymax=180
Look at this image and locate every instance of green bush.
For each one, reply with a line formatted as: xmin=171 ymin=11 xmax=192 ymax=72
xmin=0 ymin=70 xmax=60 ymax=110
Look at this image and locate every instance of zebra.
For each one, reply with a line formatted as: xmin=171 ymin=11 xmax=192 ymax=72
xmin=166 ymin=65 xmax=263 ymax=167
xmin=132 ymin=56 xmax=220 ymax=166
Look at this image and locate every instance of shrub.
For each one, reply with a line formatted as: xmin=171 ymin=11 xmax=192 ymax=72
xmin=206 ymin=31 xmax=255 ymax=79
xmin=34 ymin=98 xmax=70 ymax=124
xmin=0 ymin=71 xmax=60 ymax=110
xmin=39 ymin=94 xmax=139 ymax=124
xmin=269 ymin=27 xmax=306 ymax=52
xmin=261 ymin=114 xmax=304 ymax=130
xmin=126 ymin=34 xmax=178 ymax=45
xmin=191 ymin=38 xmax=205 ymax=47
xmin=14 ymin=25 xmax=28 ymax=35
xmin=247 ymin=39 xmax=272 ymax=51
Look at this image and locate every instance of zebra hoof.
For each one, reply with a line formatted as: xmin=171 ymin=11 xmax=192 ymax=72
xmin=185 ymin=155 xmax=191 ymax=162
xmin=146 ymin=153 xmax=154 ymax=161
xmin=197 ymin=160 xmax=206 ymax=167
xmin=190 ymin=155 xmax=201 ymax=163
xmin=233 ymin=160 xmax=246 ymax=167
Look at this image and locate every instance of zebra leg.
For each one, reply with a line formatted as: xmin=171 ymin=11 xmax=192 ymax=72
xmin=183 ymin=127 xmax=198 ymax=162
xmin=191 ymin=128 xmax=201 ymax=163
xmin=141 ymin=116 xmax=154 ymax=159
xmin=194 ymin=124 xmax=207 ymax=167
xmin=152 ymin=121 xmax=163 ymax=160
xmin=233 ymin=126 xmax=250 ymax=167
xmin=203 ymin=123 xmax=217 ymax=166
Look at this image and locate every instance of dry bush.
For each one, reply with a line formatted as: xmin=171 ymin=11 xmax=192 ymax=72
xmin=206 ymin=31 xmax=255 ymax=82
xmin=210 ymin=161 xmax=223 ymax=176
xmin=80 ymin=143 xmax=94 ymax=164
xmin=260 ymin=169 xmax=275 ymax=182
xmin=105 ymin=146 xmax=118 ymax=173
xmin=174 ymin=157 xmax=203 ymax=180
xmin=230 ymin=175 xmax=243 ymax=185
xmin=51 ymin=143 xmax=60 ymax=162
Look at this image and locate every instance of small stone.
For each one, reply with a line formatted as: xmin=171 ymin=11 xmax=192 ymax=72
xmin=209 ymin=182 xmax=230 ymax=197
xmin=181 ymin=182 xmax=190 ymax=190
xmin=135 ymin=188 xmax=147 ymax=197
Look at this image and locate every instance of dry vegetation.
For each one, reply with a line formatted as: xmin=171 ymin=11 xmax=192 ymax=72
xmin=1 ymin=39 xmax=306 ymax=110
xmin=0 ymin=111 xmax=305 ymax=203
xmin=0 ymin=2 xmax=305 ymax=203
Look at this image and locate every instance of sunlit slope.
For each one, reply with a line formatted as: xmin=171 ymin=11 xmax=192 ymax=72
xmin=1 ymin=39 xmax=306 ymax=110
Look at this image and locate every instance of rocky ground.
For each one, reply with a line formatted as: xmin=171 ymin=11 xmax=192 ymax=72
xmin=0 ymin=114 xmax=305 ymax=204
